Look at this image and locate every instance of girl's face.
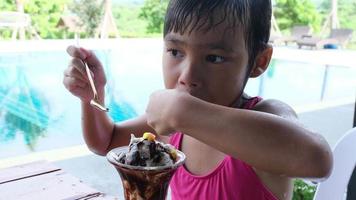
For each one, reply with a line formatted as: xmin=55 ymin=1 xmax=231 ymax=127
xmin=162 ymin=23 xmax=250 ymax=106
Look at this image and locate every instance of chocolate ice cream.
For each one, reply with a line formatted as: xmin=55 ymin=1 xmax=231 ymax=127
xmin=118 ymin=133 xmax=177 ymax=167
xmin=107 ymin=132 xmax=185 ymax=200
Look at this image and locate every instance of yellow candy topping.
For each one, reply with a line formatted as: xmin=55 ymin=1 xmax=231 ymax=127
xmin=143 ymin=132 xmax=156 ymax=142
xmin=169 ymin=148 xmax=177 ymax=160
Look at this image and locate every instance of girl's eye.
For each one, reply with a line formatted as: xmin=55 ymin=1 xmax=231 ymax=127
xmin=206 ymin=55 xmax=225 ymax=63
xmin=167 ymin=49 xmax=183 ymax=58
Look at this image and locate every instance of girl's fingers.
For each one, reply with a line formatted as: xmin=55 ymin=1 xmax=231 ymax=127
xmin=66 ymin=45 xmax=87 ymax=60
xmin=68 ymin=57 xmax=86 ymax=75
xmin=63 ymin=76 xmax=91 ymax=101
xmin=82 ymin=48 xmax=103 ymax=71
xmin=70 ymin=86 xmax=90 ymax=100
xmin=64 ymin=66 xmax=87 ymax=83
xmin=72 ymin=87 xmax=91 ymax=99
xmin=66 ymin=46 xmax=103 ymax=72
xmin=63 ymin=76 xmax=87 ymax=92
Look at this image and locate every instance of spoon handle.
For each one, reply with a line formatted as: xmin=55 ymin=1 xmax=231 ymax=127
xmin=83 ymin=60 xmax=98 ymax=98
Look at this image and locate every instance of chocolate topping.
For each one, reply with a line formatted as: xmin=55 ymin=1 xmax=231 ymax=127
xmin=119 ymin=134 xmax=175 ymax=167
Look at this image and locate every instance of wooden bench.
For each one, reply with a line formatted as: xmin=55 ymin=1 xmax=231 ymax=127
xmin=0 ymin=160 xmax=118 ymax=200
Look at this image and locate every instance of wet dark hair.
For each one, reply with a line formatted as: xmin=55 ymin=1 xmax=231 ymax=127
xmin=164 ymin=0 xmax=271 ymax=70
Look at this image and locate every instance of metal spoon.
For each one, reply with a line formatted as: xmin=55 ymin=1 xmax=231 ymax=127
xmin=83 ymin=60 xmax=109 ymax=112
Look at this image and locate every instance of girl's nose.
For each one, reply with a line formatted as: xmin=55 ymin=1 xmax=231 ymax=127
xmin=178 ymin=60 xmax=201 ymax=89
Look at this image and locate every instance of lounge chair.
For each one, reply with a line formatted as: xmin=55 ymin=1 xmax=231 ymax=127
xmin=297 ymin=28 xmax=353 ymax=49
xmin=0 ymin=11 xmax=40 ymax=40
xmin=313 ymin=127 xmax=356 ymax=200
xmin=269 ymin=33 xmax=282 ymax=45
xmin=269 ymin=25 xmax=312 ymax=45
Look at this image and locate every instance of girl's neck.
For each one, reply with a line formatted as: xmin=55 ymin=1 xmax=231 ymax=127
xmin=229 ymin=92 xmax=250 ymax=109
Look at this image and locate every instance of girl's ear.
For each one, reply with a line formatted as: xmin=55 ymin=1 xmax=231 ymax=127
xmin=250 ymin=46 xmax=273 ymax=78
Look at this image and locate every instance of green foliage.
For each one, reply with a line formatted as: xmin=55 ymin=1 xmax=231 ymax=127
xmin=113 ymin=5 xmax=147 ymax=37
xmin=0 ymin=30 xmax=13 ymax=39
xmin=24 ymin=0 xmax=70 ymax=39
xmin=0 ymin=0 xmax=16 ymax=11
xmin=0 ymin=0 xmax=69 ymax=39
xmin=69 ymin=0 xmax=104 ymax=37
xmin=292 ymin=179 xmax=317 ymax=200
xmin=139 ymin=0 xmax=168 ymax=33
xmin=275 ymin=0 xmax=321 ymax=32
xmin=319 ymin=0 xmax=356 ymax=48
xmin=112 ymin=5 xmax=161 ymax=38
xmin=320 ymin=0 xmax=356 ymax=30
xmin=338 ymin=1 xmax=356 ymax=30
xmin=1 ymin=0 xmax=352 ymax=40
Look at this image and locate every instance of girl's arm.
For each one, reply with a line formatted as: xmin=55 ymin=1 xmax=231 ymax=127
xmin=64 ymin=46 xmax=156 ymax=156
xmin=81 ymin=99 xmax=156 ymax=155
xmin=164 ymin=93 xmax=333 ymax=178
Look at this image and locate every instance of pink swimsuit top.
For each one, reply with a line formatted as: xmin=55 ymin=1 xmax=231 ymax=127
xmin=169 ymin=97 xmax=278 ymax=200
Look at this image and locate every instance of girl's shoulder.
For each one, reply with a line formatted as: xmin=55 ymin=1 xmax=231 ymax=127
xmin=252 ymin=99 xmax=298 ymax=120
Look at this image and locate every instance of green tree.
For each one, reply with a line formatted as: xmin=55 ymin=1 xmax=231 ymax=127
xmin=320 ymin=0 xmax=356 ymax=30
xmin=24 ymin=0 xmax=69 ymax=39
xmin=113 ymin=5 xmax=149 ymax=38
xmin=69 ymin=0 xmax=104 ymax=38
xmin=139 ymin=0 xmax=168 ymax=33
xmin=275 ymin=0 xmax=322 ymax=32
xmin=0 ymin=0 xmax=69 ymax=39
xmin=0 ymin=0 xmax=16 ymax=38
xmin=0 ymin=0 xmax=16 ymax=10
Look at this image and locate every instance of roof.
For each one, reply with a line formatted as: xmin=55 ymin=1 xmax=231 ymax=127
xmin=56 ymin=16 xmax=83 ymax=32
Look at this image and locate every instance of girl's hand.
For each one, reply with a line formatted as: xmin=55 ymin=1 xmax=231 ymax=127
xmin=63 ymin=46 xmax=107 ymax=102
xmin=146 ymin=89 xmax=190 ymax=135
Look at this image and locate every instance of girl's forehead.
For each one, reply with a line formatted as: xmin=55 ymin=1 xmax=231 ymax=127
xmin=165 ymin=2 xmax=247 ymax=37
xmin=164 ymin=24 xmax=246 ymax=53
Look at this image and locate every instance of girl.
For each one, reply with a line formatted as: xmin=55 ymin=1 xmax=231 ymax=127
xmin=63 ymin=0 xmax=332 ymax=199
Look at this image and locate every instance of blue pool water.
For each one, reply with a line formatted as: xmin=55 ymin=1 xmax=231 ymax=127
xmin=0 ymin=47 xmax=355 ymax=159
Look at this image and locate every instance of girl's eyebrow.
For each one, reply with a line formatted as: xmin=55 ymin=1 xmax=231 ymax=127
xmin=165 ymin=35 xmax=235 ymax=53
xmin=164 ymin=35 xmax=186 ymax=47
xmin=165 ymin=37 xmax=185 ymax=45
xmin=205 ymin=43 xmax=234 ymax=53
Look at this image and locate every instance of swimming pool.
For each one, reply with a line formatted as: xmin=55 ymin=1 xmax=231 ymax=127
xmin=0 ymin=39 xmax=355 ymax=159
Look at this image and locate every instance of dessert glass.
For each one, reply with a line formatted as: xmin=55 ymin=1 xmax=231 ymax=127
xmin=107 ymin=146 xmax=186 ymax=200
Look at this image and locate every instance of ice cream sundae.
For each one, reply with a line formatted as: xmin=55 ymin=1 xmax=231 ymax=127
xmin=118 ymin=132 xmax=177 ymax=167
xmin=107 ymin=132 xmax=185 ymax=200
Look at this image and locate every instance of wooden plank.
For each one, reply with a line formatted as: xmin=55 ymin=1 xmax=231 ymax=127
xmin=88 ymin=194 xmax=120 ymax=200
xmin=0 ymin=169 xmax=102 ymax=200
xmin=64 ymin=193 xmax=119 ymax=200
xmin=0 ymin=160 xmax=60 ymax=184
